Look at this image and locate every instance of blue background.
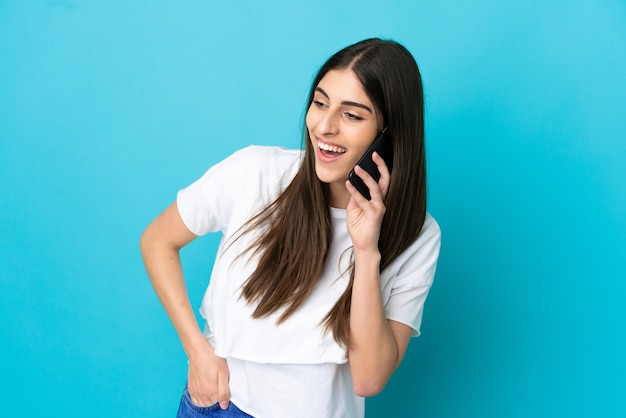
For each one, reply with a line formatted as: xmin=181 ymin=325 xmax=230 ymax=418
xmin=1 ymin=1 xmax=625 ymax=417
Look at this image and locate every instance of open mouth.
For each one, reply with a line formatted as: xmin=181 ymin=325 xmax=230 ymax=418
xmin=318 ymin=140 xmax=347 ymax=157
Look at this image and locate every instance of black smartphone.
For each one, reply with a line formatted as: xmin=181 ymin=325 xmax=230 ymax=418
xmin=348 ymin=127 xmax=393 ymax=200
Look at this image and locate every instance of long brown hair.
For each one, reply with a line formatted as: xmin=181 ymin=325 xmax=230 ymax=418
xmin=237 ymin=38 xmax=427 ymax=348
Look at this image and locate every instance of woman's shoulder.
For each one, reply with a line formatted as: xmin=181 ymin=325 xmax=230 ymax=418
xmin=422 ymin=213 xmax=441 ymax=240
xmin=412 ymin=213 xmax=441 ymax=256
xmin=388 ymin=213 xmax=440 ymax=270
xmin=380 ymin=213 xmax=441 ymax=289
xmin=226 ymin=145 xmax=303 ymax=184
xmin=229 ymin=145 xmax=303 ymax=166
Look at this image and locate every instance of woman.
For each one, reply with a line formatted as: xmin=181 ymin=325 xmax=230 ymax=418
xmin=140 ymin=38 xmax=441 ymax=418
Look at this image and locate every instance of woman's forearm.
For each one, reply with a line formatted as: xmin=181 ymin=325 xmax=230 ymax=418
xmin=141 ymin=241 xmax=206 ymax=355
xmin=348 ymin=249 xmax=401 ymax=397
xmin=139 ymin=203 xmax=207 ymax=357
xmin=140 ymin=206 xmax=232 ymax=408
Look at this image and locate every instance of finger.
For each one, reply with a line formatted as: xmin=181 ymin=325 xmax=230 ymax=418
xmin=371 ymin=152 xmax=390 ymax=196
xmin=345 ymin=178 xmax=369 ymax=205
xmin=189 ymin=385 xmax=215 ymax=407
xmin=188 ymin=368 xmax=218 ymax=406
xmin=354 ymin=165 xmax=384 ymax=203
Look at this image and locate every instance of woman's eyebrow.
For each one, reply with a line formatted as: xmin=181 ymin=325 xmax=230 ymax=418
xmin=315 ymin=87 xmax=373 ymax=114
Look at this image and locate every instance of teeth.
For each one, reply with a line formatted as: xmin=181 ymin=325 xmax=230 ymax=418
xmin=318 ymin=141 xmax=346 ymax=153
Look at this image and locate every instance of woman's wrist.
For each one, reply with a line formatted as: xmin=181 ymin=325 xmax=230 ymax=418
xmin=353 ymin=247 xmax=381 ymax=266
xmin=353 ymin=248 xmax=382 ymax=286
xmin=182 ymin=329 xmax=213 ymax=359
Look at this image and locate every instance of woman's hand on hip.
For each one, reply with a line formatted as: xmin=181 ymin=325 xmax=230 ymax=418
xmin=186 ymin=337 xmax=231 ymax=410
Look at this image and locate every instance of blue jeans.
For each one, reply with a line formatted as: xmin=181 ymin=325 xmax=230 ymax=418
xmin=176 ymin=385 xmax=254 ymax=418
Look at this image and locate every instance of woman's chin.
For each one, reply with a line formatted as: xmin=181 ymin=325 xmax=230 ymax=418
xmin=315 ymin=167 xmax=347 ymax=186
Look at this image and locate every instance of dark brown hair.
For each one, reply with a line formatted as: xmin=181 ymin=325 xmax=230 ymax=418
xmin=237 ymin=38 xmax=427 ymax=347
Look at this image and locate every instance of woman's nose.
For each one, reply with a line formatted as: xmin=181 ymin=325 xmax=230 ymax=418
xmin=318 ymin=110 xmax=339 ymax=135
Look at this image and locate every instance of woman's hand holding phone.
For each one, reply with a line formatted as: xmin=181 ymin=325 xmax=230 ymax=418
xmin=348 ymin=127 xmax=393 ymax=200
xmin=345 ymin=151 xmax=390 ymax=254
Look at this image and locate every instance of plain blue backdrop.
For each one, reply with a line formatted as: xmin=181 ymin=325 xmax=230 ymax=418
xmin=1 ymin=1 xmax=625 ymax=417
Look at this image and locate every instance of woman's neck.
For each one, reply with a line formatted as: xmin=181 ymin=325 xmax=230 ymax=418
xmin=329 ymin=182 xmax=350 ymax=209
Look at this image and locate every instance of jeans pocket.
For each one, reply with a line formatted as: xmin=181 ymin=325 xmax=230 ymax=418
xmin=177 ymin=386 xmax=221 ymax=417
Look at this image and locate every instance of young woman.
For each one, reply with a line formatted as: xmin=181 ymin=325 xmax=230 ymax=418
xmin=141 ymin=38 xmax=441 ymax=418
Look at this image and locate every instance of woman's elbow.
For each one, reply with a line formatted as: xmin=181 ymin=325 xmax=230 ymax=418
xmin=353 ymin=378 xmax=387 ymax=398
xmin=139 ymin=224 xmax=165 ymax=260
xmin=139 ymin=226 xmax=154 ymax=256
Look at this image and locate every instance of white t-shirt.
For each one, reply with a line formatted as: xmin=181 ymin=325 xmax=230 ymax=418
xmin=177 ymin=146 xmax=441 ymax=418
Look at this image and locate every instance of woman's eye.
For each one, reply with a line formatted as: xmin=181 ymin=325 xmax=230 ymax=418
xmin=344 ymin=112 xmax=363 ymax=121
xmin=313 ymin=100 xmax=326 ymax=108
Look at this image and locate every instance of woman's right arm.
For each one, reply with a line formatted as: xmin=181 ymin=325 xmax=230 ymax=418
xmin=140 ymin=202 xmax=231 ymax=410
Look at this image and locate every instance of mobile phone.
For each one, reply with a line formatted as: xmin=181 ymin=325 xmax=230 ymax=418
xmin=348 ymin=127 xmax=393 ymax=200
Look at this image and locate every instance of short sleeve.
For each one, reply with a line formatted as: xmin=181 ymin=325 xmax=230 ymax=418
xmin=383 ymin=215 xmax=441 ymax=336
xmin=176 ymin=146 xmax=303 ymax=236
xmin=176 ymin=149 xmax=249 ymax=236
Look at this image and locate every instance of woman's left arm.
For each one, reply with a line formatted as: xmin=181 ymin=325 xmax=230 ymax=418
xmin=349 ymin=250 xmax=413 ymax=397
xmin=345 ymin=153 xmax=413 ymax=397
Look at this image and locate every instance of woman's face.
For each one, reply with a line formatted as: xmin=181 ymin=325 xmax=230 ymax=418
xmin=306 ymin=69 xmax=383 ymax=207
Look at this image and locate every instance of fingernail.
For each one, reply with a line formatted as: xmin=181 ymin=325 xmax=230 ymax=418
xmin=220 ymin=401 xmax=229 ymax=410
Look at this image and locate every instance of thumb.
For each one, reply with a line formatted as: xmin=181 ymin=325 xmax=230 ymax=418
xmin=217 ymin=363 xmax=231 ymax=410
